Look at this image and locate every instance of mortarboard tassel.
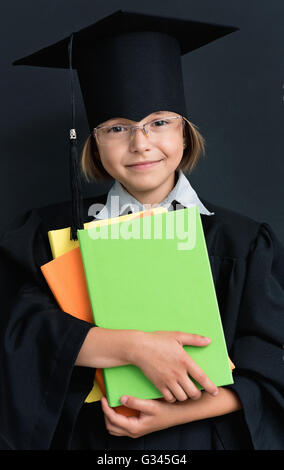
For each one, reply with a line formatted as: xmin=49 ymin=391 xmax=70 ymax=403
xmin=68 ymin=33 xmax=84 ymax=241
xmin=69 ymin=128 xmax=84 ymax=240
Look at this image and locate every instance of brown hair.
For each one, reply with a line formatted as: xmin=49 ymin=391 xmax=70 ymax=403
xmin=80 ymin=118 xmax=206 ymax=183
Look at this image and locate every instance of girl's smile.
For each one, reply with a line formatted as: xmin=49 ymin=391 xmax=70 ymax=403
xmin=126 ymin=158 xmax=165 ymax=170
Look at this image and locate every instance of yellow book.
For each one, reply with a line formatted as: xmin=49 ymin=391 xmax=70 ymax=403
xmin=46 ymin=206 xmax=168 ymax=403
xmin=48 ymin=206 xmax=168 ymax=259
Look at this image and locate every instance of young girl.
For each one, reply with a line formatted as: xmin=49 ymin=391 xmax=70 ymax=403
xmin=75 ymin=109 xmax=243 ymax=443
xmin=0 ymin=10 xmax=283 ymax=450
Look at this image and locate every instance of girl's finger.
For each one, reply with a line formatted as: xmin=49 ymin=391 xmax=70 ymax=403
xmin=186 ymin=357 xmax=218 ymax=396
xmin=108 ymin=429 xmax=125 ymax=436
xmin=177 ymin=377 xmax=202 ymax=400
xmin=101 ymin=397 xmax=130 ymax=429
xmin=120 ymin=395 xmax=155 ymax=414
xmin=166 ymin=382 xmax=189 ymax=401
xmin=161 ymin=387 xmax=177 ymax=403
xmin=104 ymin=414 xmax=128 ymax=436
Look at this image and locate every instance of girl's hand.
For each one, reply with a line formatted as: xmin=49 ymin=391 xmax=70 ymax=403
xmin=101 ymin=395 xmax=179 ymax=439
xmin=101 ymin=388 xmax=242 ymax=439
xmin=131 ymin=330 xmax=218 ymax=403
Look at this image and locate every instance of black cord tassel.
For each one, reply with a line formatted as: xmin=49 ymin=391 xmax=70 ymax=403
xmin=68 ymin=33 xmax=84 ymax=241
xmin=69 ymin=130 xmax=84 ymax=240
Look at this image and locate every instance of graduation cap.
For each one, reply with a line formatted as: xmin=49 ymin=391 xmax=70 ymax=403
xmin=13 ymin=9 xmax=239 ymax=241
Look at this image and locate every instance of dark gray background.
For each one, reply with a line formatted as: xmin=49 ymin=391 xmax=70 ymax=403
xmin=1 ymin=0 xmax=283 ymax=240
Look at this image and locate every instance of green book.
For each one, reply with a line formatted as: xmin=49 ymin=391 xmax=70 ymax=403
xmin=77 ymin=206 xmax=233 ymax=407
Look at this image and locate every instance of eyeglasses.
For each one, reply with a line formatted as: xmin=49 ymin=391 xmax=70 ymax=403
xmin=93 ymin=115 xmax=189 ymax=146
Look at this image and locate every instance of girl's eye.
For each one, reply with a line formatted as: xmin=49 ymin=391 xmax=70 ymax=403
xmin=152 ymin=119 xmax=169 ymax=127
xmin=107 ymin=126 xmax=127 ymax=133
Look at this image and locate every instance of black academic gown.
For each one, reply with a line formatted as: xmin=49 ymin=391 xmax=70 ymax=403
xmin=0 ymin=193 xmax=283 ymax=450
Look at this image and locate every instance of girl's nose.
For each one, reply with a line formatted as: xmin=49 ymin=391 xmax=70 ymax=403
xmin=129 ymin=127 xmax=151 ymax=151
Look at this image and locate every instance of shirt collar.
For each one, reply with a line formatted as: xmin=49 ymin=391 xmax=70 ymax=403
xmin=95 ymin=168 xmax=214 ymax=219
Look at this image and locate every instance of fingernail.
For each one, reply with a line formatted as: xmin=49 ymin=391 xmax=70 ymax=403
xmin=121 ymin=396 xmax=128 ymax=404
xmin=202 ymin=337 xmax=211 ymax=342
xmin=213 ymin=389 xmax=219 ymax=396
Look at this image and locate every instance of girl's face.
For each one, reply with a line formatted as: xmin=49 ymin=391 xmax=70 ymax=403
xmin=95 ymin=110 xmax=186 ymax=202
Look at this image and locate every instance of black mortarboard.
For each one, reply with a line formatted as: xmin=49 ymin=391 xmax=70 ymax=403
xmin=13 ymin=9 xmax=238 ymax=240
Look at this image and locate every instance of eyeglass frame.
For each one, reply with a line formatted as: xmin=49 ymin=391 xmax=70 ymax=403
xmin=93 ymin=114 xmax=190 ymax=145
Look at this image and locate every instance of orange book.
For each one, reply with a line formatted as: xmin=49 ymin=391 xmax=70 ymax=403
xmin=41 ymin=246 xmax=92 ymax=323
xmin=41 ymin=207 xmax=168 ymax=417
xmin=41 ymin=244 xmax=140 ymax=416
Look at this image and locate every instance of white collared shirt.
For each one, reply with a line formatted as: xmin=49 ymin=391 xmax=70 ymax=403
xmin=95 ymin=168 xmax=214 ymax=219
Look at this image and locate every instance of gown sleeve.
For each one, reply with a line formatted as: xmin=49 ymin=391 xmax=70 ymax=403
xmin=0 ymin=208 xmax=94 ymax=450
xmin=226 ymin=222 xmax=284 ymax=450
